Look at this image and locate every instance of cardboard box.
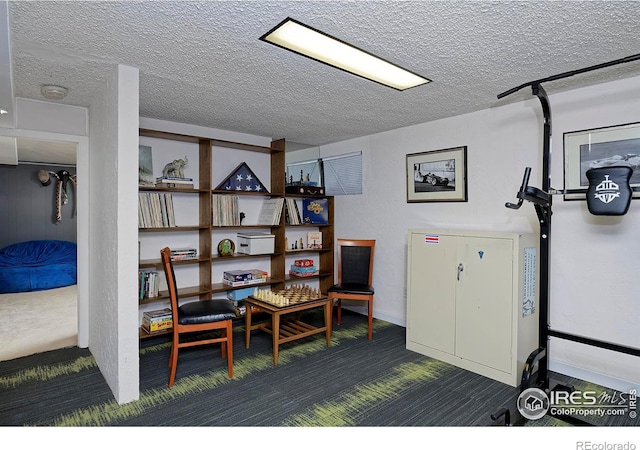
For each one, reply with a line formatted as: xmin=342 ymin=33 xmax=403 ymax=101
xmin=237 ymin=232 xmax=275 ymax=255
xmin=226 ymin=287 xmax=256 ymax=301
xmin=289 ymin=270 xmax=319 ymax=278
xmin=290 ymin=265 xmax=317 ymax=273
xmin=294 ymin=259 xmax=314 ymax=267
xmin=223 ymin=269 xmax=268 ymax=283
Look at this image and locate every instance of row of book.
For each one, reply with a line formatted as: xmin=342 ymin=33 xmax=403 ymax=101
xmin=212 ymin=194 xmax=241 ymax=226
xmin=139 ymin=270 xmax=160 ymax=299
xmin=209 ymin=196 xmax=329 ymax=226
xmin=284 ymin=198 xmax=303 ymax=225
xmin=257 ymin=198 xmax=285 ymax=225
xmin=257 ymin=198 xmax=329 ymax=225
xmin=139 ymin=192 xmax=176 ymax=228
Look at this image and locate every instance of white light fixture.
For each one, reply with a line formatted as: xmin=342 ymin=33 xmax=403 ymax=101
xmin=0 ymin=108 xmax=7 ymax=115
xmin=261 ymin=18 xmax=431 ymax=91
xmin=40 ymin=85 xmax=69 ymax=100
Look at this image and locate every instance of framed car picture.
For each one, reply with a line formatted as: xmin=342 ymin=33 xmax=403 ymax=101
xmin=564 ymin=122 xmax=640 ymax=200
xmin=406 ymin=146 xmax=468 ymax=203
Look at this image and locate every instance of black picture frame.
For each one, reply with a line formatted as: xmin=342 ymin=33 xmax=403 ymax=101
xmin=406 ymin=146 xmax=468 ymax=203
xmin=563 ymin=122 xmax=640 ymax=200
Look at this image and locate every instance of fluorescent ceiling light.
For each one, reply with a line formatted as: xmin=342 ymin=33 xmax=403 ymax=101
xmin=261 ymin=18 xmax=431 ymax=91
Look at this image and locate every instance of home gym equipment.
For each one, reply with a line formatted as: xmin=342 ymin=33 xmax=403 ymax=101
xmin=490 ymin=53 xmax=640 ymax=426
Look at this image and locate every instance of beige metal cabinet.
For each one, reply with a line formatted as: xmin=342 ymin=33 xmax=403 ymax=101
xmin=406 ymin=229 xmax=539 ymax=386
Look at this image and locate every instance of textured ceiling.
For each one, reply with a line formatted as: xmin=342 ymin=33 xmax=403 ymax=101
xmin=5 ymin=0 xmax=640 ymax=162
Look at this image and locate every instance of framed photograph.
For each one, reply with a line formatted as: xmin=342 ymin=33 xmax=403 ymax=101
xmin=564 ymin=122 xmax=640 ymax=200
xmin=138 ymin=145 xmax=154 ymax=186
xmin=406 ymin=146 xmax=467 ymax=202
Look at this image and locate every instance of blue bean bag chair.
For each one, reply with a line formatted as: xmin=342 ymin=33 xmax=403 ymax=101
xmin=0 ymin=240 xmax=77 ymax=293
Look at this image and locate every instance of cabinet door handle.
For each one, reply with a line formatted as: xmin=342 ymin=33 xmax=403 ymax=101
xmin=457 ymin=263 xmax=464 ymax=281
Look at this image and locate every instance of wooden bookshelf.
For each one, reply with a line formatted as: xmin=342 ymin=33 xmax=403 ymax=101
xmin=137 ymin=129 xmax=334 ymax=339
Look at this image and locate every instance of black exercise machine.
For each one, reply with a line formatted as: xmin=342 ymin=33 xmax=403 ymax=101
xmin=491 ymin=53 xmax=640 ymax=426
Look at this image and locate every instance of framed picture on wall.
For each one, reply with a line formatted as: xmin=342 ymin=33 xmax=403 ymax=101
xmin=406 ymin=146 xmax=468 ymax=203
xmin=563 ymin=122 xmax=640 ymax=200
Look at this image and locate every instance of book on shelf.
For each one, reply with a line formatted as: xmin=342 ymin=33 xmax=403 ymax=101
xmin=155 ymin=182 xmax=195 ymax=189
xmin=257 ymin=198 xmax=285 ymax=226
xmin=155 ymin=176 xmax=194 ymax=189
xmin=138 ymin=192 xmax=176 ymax=228
xmin=306 ymin=231 xmax=322 ymax=249
xmin=138 ymin=270 xmax=160 ymax=299
xmin=284 ymin=198 xmax=303 ymax=225
xmin=302 ymin=198 xmax=329 ymax=224
xmin=156 ymin=176 xmax=193 ymax=183
xmin=212 ymin=194 xmax=241 ymax=226
xmin=170 ymin=248 xmax=198 ymax=261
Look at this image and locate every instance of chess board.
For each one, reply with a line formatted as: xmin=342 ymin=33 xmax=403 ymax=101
xmin=250 ymin=285 xmax=324 ymax=307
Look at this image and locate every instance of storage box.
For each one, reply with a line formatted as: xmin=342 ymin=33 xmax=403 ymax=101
xmin=142 ymin=308 xmax=173 ymax=334
xmin=290 ymin=265 xmax=317 ymax=273
xmin=223 ymin=269 xmax=268 ymax=283
xmin=237 ymin=232 xmax=275 ymax=255
xmin=294 ymin=259 xmax=314 ymax=267
xmin=226 ymin=287 xmax=256 ymax=301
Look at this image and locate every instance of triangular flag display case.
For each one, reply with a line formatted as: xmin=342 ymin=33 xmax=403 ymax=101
xmin=215 ymin=162 xmax=269 ymax=193
xmin=137 ymin=129 xmax=335 ymax=340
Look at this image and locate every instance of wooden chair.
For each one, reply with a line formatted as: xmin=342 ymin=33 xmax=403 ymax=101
xmin=327 ymin=239 xmax=376 ymax=340
xmin=160 ymin=247 xmax=236 ymax=388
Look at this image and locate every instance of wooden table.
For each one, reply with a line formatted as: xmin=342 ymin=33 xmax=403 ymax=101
xmin=244 ymin=295 xmax=332 ymax=365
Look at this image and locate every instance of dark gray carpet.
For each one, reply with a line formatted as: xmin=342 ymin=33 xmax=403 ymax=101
xmin=1 ymin=310 xmax=637 ymax=428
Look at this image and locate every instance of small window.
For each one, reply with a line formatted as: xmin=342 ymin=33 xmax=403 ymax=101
xmin=322 ymin=152 xmax=362 ymax=195
xmin=286 ymin=151 xmax=362 ymax=196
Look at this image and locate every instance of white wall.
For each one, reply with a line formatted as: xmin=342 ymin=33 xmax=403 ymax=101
xmin=89 ymin=64 xmax=140 ymax=404
xmin=316 ymin=75 xmax=640 ymax=393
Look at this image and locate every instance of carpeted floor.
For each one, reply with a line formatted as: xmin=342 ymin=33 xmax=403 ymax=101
xmin=1 ymin=309 xmax=638 ymax=429
xmin=0 ymin=284 xmax=77 ymax=362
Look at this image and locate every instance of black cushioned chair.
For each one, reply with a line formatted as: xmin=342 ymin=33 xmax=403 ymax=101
xmin=327 ymin=239 xmax=376 ymax=340
xmin=160 ymin=247 xmax=236 ymax=387
xmin=585 ymin=166 xmax=633 ymax=216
